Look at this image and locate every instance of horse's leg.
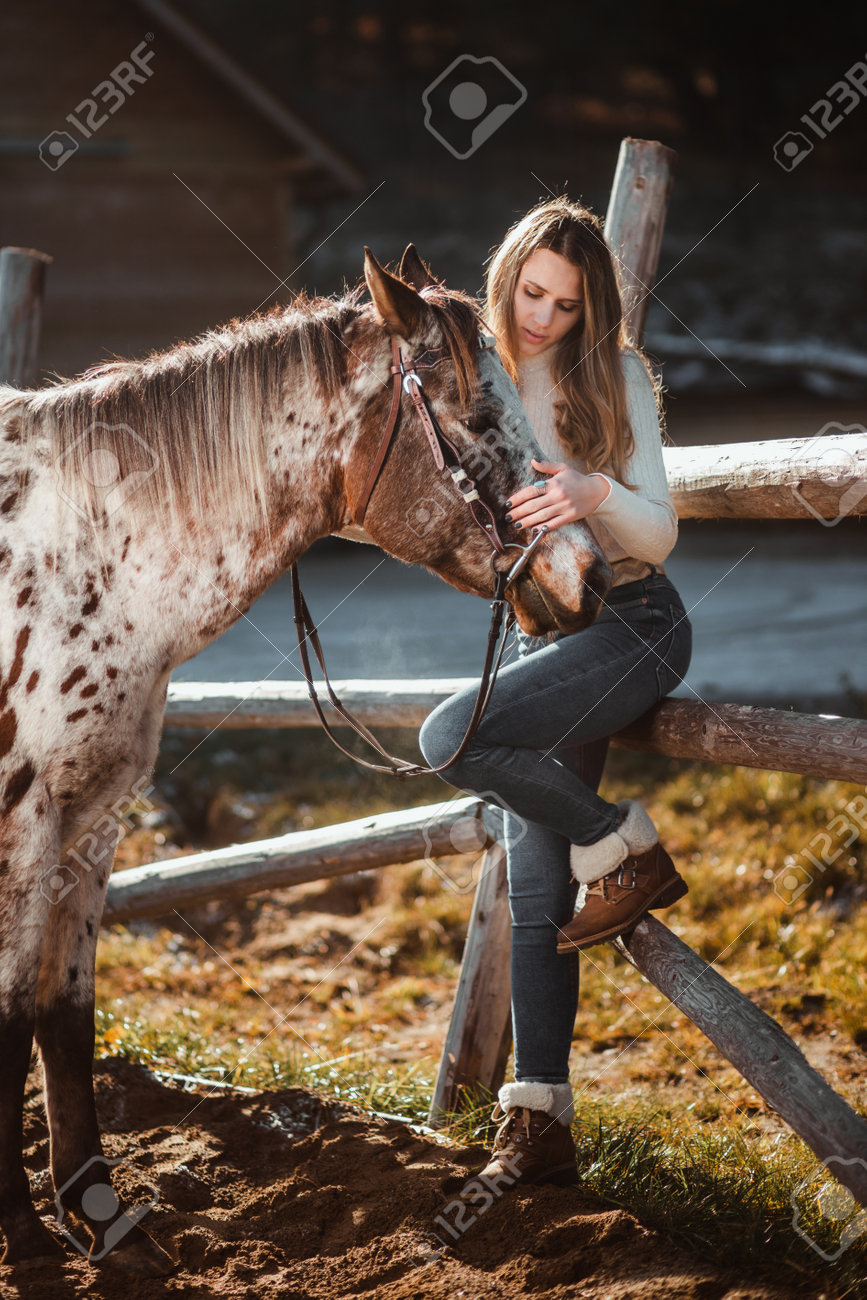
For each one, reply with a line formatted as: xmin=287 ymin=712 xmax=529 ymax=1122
xmin=35 ymin=828 xmax=174 ymax=1276
xmin=0 ymin=805 xmax=64 ymax=1262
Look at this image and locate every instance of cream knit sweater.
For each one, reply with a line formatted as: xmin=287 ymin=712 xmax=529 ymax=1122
xmin=517 ymin=348 xmax=678 ymax=586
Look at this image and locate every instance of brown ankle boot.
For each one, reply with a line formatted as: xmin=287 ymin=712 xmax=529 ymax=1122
xmin=465 ymin=1103 xmax=578 ymax=1197
xmin=556 ymin=840 xmax=687 ymax=951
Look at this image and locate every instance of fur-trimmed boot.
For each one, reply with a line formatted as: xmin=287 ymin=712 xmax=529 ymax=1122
xmin=556 ymin=799 xmax=687 ymax=952
xmin=465 ymin=1082 xmax=578 ymax=1198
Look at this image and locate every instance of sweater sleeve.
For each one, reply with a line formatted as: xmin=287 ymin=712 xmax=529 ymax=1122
xmin=585 ymin=350 xmax=678 ymax=565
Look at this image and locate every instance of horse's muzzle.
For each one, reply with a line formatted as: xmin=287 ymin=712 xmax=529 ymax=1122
xmin=509 ymin=553 xmax=611 ymax=636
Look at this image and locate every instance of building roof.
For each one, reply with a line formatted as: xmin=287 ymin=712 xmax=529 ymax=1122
xmin=132 ymin=0 xmax=365 ymax=194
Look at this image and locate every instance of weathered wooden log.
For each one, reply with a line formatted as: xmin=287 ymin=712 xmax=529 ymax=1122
xmin=615 ymin=700 xmax=867 ymax=783
xmin=0 ymin=246 xmax=51 ymax=387
xmin=615 ymin=915 xmax=867 ymax=1207
xmin=604 ymin=138 xmax=677 ymax=345
xmin=103 ymin=797 xmax=486 ymax=924
xmin=665 ymin=433 xmax=867 ymax=520
xmin=428 ymin=845 xmax=513 ymax=1125
xmin=165 ymin=678 xmax=477 ymax=729
xmin=165 ymin=685 xmax=867 ymax=784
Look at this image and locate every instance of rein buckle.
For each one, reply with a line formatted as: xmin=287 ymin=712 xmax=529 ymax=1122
xmin=503 ymin=524 xmax=550 ymax=585
xmin=400 ymin=358 xmax=424 ymax=394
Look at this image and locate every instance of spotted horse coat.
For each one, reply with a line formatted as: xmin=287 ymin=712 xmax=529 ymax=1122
xmin=0 ymin=247 xmax=610 ymax=1273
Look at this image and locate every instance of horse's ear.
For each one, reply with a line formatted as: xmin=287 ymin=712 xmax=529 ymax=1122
xmin=398 ymin=244 xmax=436 ymax=292
xmin=364 ymin=247 xmax=428 ymax=337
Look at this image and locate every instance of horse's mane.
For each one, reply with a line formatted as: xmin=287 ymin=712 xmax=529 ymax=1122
xmin=12 ymin=279 xmax=484 ymax=533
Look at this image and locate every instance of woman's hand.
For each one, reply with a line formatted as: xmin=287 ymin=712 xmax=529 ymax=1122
xmin=504 ymin=458 xmax=611 ymax=532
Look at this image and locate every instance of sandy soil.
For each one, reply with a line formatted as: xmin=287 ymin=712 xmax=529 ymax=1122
xmin=2 ymin=1059 xmax=821 ymax=1300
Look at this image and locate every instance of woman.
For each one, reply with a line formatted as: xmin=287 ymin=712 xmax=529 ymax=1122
xmin=418 ymin=197 xmax=693 ymax=1189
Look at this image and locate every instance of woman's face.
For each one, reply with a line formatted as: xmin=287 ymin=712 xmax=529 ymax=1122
xmin=512 ymin=248 xmax=584 ymax=357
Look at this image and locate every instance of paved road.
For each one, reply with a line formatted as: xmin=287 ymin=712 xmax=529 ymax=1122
xmin=173 ymin=525 xmax=867 ymax=715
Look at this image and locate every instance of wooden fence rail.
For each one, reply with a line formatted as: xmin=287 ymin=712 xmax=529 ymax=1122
xmin=165 ymin=687 xmax=867 ymax=784
xmin=104 ymin=798 xmax=488 ymax=924
xmin=664 ymin=432 xmax=866 ymax=520
xmin=104 ymin=780 xmax=867 ymax=1208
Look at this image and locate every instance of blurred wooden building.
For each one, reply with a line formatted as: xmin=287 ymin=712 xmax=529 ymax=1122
xmin=0 ymin=0 xmax=364 ymax=380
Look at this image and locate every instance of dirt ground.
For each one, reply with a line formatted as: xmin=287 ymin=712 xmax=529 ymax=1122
xmin=2 ymin=1059 xmax=826 ymax=1300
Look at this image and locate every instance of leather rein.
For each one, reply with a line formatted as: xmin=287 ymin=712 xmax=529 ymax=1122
xmin=289 ymin=332 xmax=549 ymax=778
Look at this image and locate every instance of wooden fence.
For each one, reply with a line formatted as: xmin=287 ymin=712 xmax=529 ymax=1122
xmin=6 ymin=140 xmax=867 ymax=1208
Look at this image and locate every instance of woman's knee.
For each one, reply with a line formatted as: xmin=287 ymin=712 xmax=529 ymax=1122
xmin=418 ymin=692 xmax=477 ymax=770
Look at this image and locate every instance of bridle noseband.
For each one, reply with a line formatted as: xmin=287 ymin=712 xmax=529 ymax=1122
xmin=289 ymin=330 xmax=550 ymax=777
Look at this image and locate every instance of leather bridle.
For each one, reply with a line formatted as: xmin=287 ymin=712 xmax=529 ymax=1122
xmin=289 ymin=331 xmax=550 ymax=777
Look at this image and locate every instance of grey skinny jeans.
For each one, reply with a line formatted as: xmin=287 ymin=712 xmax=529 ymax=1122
xmin=418 ymin=567 xmax=693 ymax=1084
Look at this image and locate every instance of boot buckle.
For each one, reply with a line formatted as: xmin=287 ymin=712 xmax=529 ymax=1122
xmin=616 ymin=864 xmax=638 ymax=889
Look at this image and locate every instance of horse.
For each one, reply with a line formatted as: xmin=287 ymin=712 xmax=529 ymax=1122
xmin=0 ymin=243 xmax=612 ymax=1273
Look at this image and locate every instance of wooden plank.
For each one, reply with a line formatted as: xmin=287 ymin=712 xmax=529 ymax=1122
xmin=665 ymin=433 xmax=867 ymax=520
xmin=428 ymin=845 xmax=513 ymax=1125
xmin=604 ymin=138 xmax=677 ymax=345
xmin=616 ymin=916 xmax=867 ymax=1207
xmin=103 ymin=798 xmax=485 ymax=924
xmin=0 ymin=246 xmax=51 ymax=387
xmin=165 ymin=685 xmax=867 ymax=784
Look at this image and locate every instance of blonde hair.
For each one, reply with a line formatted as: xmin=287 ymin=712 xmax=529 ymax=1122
xmin=485 ymin=196 xmax=665 ymax=488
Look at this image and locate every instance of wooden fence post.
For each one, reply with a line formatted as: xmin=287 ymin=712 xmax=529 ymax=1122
xmin=428 ymin=845 xmax=512 ymax=1124
xmin=426 ymin=137 xmax=678 ymax=1127
xmin=604 ymin=138 xmax=678 ymax=346
xmin=0 ymin=246 xmax=51 ymax=388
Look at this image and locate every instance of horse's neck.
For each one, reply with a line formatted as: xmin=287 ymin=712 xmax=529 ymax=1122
xmin=130 ymin=390 xmax=352 ymax=665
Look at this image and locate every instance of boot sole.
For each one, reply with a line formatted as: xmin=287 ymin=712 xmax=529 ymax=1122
xmin=556 ymin=874 xmax=688 ymax=952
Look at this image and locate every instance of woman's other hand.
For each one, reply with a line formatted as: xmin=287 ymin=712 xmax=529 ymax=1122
xmin=504 ymin=458 xmax=611 ymax=532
